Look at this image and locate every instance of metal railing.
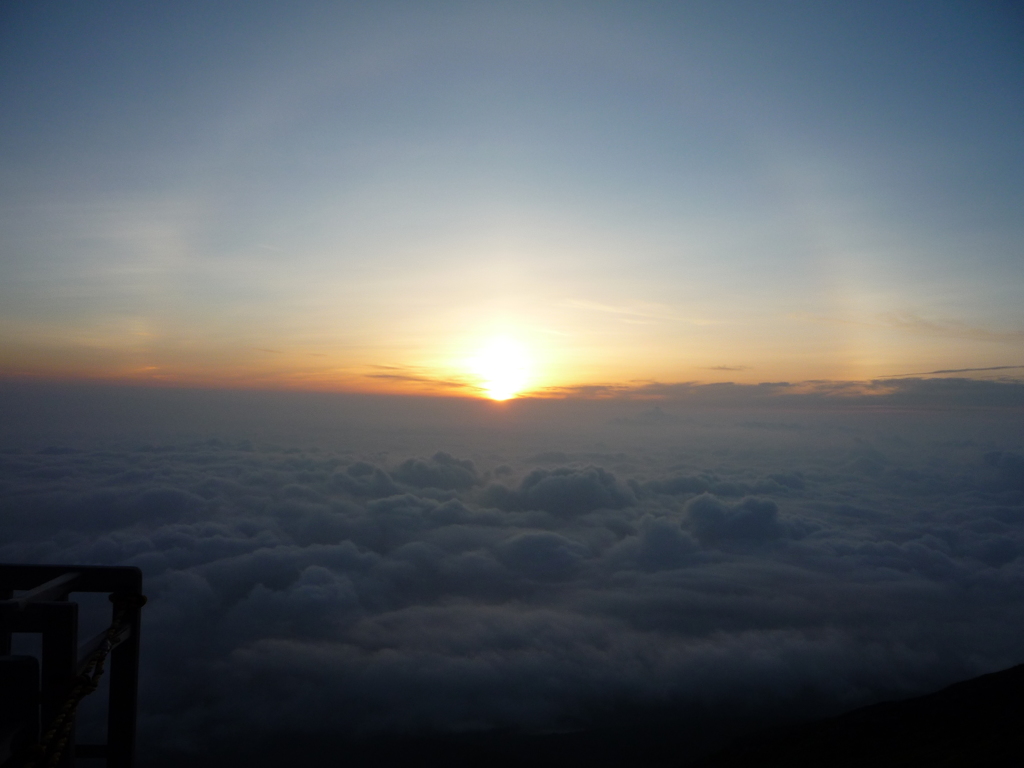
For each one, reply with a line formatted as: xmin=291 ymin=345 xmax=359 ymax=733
xmin=0 ymin=565 xmax=145 ymax=768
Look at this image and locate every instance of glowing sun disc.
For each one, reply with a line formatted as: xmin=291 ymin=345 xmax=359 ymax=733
xmin=472 ymin=337 xmax=530 ymax=400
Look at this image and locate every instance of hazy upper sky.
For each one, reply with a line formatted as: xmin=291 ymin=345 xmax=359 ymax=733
xmin=2 ymin=1 xmax=1022 ymax=397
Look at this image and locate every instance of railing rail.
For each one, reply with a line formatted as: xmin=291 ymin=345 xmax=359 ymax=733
xmin=0 ymin=565 xmax=144 ymax=768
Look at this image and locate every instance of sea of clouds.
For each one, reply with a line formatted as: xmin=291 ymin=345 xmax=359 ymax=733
xmin=2 ymin=381 xmax=1024 ymax=764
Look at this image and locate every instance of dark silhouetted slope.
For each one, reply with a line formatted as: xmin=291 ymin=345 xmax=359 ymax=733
xmin=693 ymin=664 xmax=1024 ymax=767
xmin=142 ymin=665 xmax=1024 ymax=767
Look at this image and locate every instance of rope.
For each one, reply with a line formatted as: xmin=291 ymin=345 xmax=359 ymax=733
xmin=19 ymin=592 xmax=147 ymax=768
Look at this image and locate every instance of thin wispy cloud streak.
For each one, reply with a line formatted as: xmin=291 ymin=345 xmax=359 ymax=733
xmin=879 ymin=365 xmax=1024 ymax=379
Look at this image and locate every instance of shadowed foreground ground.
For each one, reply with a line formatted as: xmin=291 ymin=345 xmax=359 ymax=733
xmin=692 ymin=663 xmax=1024 ymax=767
xmin=144 ymin=663 xmax=1024 ymax=767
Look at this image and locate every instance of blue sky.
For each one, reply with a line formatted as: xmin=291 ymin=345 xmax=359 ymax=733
xmin=1 ymin=1 xmax=1022 ymax=394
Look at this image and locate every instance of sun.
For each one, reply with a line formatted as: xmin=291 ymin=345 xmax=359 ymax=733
xmin=471 ymin=336 xmax=530 ymax=400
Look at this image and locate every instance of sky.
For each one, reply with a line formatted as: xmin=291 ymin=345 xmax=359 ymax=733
xmin=1 ymin=1 xmax=1022 ymax=398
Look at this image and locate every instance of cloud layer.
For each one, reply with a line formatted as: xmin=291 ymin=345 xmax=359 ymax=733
xmin=1 ymin=384 xmax=1023 ymax=763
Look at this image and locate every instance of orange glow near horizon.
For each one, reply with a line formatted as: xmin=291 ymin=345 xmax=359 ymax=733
xmin=2 ymin=320 xmax=1017 ymax=400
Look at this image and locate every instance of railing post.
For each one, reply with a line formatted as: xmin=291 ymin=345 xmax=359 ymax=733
xmin=106 ymin=595 xmax=143 ymax=768
xmin=40 ymin=601 xmax=78 ymax=768
xmin=0 ymin=587 xmax=11 ymax=656
xmin=0 ymin=656 xmax=39 ymax=764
